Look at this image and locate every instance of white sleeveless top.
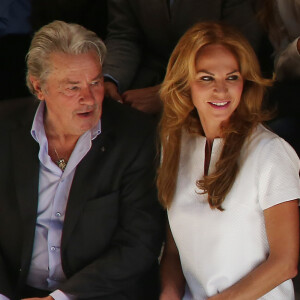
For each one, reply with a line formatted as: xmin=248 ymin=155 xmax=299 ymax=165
xmin=168 ymin=124 xmax=300 ymax=299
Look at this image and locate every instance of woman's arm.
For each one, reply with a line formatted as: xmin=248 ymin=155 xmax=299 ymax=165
xmin=208 ymin=199 xmax=299 ymax=300
xmin=160 ymin=222 xmax=186 ymax=300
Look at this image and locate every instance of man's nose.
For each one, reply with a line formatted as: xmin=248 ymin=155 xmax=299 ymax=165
xmin=80 ymin=86 xmax=95 ymax=105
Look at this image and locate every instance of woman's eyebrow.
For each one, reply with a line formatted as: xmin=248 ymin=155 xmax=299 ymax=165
xmin=226 ymin=70 xmax=239 ymax=75
xmin=196 ymin=69 xmax=214 ymax=75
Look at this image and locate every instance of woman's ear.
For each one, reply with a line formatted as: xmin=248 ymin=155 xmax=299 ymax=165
xmin=29 ymin=75 xmax=45 ymax=100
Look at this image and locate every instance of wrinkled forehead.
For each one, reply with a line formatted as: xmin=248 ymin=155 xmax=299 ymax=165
xmin=47 ymin=50 xmax=101 ymax=75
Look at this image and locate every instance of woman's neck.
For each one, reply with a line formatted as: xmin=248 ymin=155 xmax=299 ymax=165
xmin=201 ymin=119 xmax=222 ymax=142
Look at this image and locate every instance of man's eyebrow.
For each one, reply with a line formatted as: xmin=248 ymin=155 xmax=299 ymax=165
xmin=92 ymin=73 xmax=103 ymax=81
xmin=61 ymin=73 xmax=103 ymax=85
xmin=61 ymin=79 xmax=79 ymax=85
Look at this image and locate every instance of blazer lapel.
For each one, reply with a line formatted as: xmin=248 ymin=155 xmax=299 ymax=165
xmin=61 ymin=127 xmax=115 ymax=250
xmin=11 ymin=124 xmax=40 ymax=270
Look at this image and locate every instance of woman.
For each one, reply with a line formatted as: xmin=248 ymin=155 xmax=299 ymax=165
xmin=157 ymin=22 xmax=300 ymax=300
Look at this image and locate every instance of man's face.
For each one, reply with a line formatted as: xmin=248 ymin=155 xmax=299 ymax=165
xmin=33 ymin=50 xmax=104 ymax=137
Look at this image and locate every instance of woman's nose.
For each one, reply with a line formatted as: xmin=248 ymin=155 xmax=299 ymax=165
xmin=213 ymin=81 xmax=228 ymax=94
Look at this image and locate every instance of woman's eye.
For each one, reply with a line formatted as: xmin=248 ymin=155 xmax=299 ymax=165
xmin=200 ymin=76 xmax=213 ymax=81
xmin=227 ymin=75 xmax=239 ymax=81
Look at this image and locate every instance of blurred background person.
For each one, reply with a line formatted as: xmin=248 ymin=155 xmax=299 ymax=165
xmin=30 ymin=0 xmax=108 ymax=40
xmin=257 ymin=0 xmax=300 ymax=81
xmin=103 ymin=0 xmax=265 ymax=114
xmin=0 ymin=0 xmax=32 ymax=100
xmin=256 ymin=0 xmax=300 ymax=155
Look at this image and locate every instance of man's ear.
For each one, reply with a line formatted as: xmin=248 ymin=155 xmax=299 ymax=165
xmin=29 ymin=75 xmax=45 ymax=100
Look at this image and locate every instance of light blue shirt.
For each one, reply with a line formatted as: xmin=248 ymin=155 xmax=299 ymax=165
xmin=11 ymin=102 xmax=100 ymax=300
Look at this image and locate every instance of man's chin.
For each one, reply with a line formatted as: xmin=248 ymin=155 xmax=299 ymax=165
xmin=78 ymin=119 xmax=99 ymax=133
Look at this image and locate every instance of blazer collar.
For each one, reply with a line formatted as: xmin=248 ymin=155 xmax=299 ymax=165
xmin=11 ymin=106 xmax=40 ymax=270
xmin=62 ymin=98 xmax=116 ymax=248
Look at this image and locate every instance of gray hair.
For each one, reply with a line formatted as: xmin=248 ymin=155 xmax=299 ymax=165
xmin=26 ymin=20 xmax=107 ymax=95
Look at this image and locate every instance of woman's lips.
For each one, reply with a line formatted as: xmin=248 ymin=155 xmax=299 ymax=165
xmin=208 ymin=101 xmax=230 ymax=108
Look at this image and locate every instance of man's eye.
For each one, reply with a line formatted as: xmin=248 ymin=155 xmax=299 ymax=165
xmin=91 ymin=81 xmax=100 ymax=86
xmin=69 ymin=86 xmax=79 ymax=91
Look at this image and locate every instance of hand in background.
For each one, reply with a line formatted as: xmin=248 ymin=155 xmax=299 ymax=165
xmin=104 ymin=81 xmax=123 ymax=103
xmin=159 ymin=291 xmax=182 ymax=300
xmin=122 ymin=85 xmax=162 ymax=114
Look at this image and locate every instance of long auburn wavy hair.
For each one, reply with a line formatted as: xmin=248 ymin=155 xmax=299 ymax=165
xmin=157 ymin=22 xmax=272 ymax=210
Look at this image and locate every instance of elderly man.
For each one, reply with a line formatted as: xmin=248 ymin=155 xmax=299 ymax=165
xmin=0 ymin=21 xmax=164 ymax=299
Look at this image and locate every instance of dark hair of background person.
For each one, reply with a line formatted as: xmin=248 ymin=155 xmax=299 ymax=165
xmin=30 ymin=0 xmax=107 ymax=39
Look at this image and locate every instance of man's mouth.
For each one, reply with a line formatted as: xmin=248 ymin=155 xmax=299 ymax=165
xmin=77 ymin=110 xmax=93 ymax=117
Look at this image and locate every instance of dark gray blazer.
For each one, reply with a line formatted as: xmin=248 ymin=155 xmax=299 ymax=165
xmin=0 ymin=97 xmax=164 ymax=299
xmin=103 ymin=0 xmax=263 ymax=92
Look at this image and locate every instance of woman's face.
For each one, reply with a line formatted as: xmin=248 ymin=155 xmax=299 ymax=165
xmin=190 ymin=44 xmax=244 ymax=135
